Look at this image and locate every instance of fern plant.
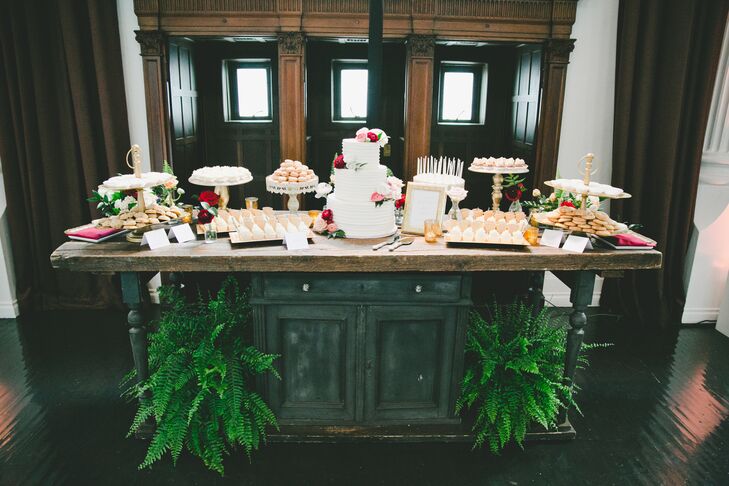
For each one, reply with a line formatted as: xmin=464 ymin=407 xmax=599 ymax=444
xmin=124 ymin=277 xmax=279 ymax=475
xmin=456 ymin=302 xmax=591 ymax=453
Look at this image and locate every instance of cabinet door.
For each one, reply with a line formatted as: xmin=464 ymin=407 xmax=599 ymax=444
xmin=364 ymin=305 xmax=459 ymax=423
xmin=264 ymin=305 xmax=358 ymax=423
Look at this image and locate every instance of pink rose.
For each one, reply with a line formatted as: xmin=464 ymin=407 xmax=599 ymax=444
xmin=327 ymin=223 xmax=338 ymax=233
xmin=355 ymin=127 xmax=369 ymax=142
xmin=313 ymin=217 xmax=327 ymax=233
xmin=370 ymin=192 xmax=385 ymax=202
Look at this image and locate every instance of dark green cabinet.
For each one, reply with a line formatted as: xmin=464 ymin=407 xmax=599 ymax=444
xmin=251 ymin=273 xmax=471 ymax=426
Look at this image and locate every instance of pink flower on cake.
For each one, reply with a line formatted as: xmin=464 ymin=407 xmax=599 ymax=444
xmin=327 ymin=223 xmax=338 ymax=233
xmin=313 ymin=217 xmax=327 ymax=233
xmin=370 ymin=192 xmax=385 ymax=202
xmin=355 ymin=127 xmax=369 ymax=142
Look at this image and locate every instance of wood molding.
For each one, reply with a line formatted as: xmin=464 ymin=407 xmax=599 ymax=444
xmin=403 ymin=35 xmax=435 ymax=182
xmin=533 ymin=38 xmax=576 ymax=190
xmin=278 ymin=32 xmax=306 ymax=162
xmin=134 ymin=30 xmax=170 ymax=170
xmin=133 ymin=0 xmax=578 ymax=40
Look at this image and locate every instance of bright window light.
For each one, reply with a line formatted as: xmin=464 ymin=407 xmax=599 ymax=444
xmin=441 ymin=71 xmax=474 ymax=121
xmin=236 ymin=68 xmax=269 ymax=118
xmin=340 ymin=68 xmax=368 ymax=119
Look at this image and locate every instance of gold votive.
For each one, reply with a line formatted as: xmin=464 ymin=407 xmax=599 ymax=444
xmin=181 ymin=204 xmax=193 ymax=224
xmin=424 ymin=219 xmax=438 ymax=243
xmin=308 ymin=210 xmax=320 ymax=220
xmin=245 ymin=197 xmax=259 ymax=210
xmin=524 ymin=226 xmax=539 ymax=246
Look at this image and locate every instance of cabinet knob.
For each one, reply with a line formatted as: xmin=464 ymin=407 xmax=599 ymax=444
xmin=415 ymin=284 xmax=423 ymax=293
xmin=302 ymin=283 xmax=310 ymax=292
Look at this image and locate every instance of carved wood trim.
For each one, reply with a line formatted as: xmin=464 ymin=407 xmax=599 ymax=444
xmin=533 ymin=38 xmax=576 ymax=189
xmin=278 ymin=33 xmax=307 ymax=163
xmin=403 ymin=35 xmax=435 ymax=182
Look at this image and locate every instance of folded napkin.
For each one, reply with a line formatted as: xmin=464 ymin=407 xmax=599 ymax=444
xmin=612 ymin=233 xmax=655 ymax=247
xmin=66 ymin=227 xmax=121 ymax=240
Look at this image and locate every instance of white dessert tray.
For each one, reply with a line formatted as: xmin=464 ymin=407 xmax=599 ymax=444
xmin=229 ymin=230 xmax=315 ymax=246
xmin=265 ymin=176 xmax=319 ymax=194
xmin=543 ymin=180 xmax=631 ymax=199
xmin=468 ymin=166 xmax=529 ymax=175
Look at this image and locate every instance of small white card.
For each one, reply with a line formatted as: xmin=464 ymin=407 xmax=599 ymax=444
xmin=141 ymin=228 xmax=170 ymax=250
xmin=167 ymin=224 xmax=196 ymax=243
xmin=540 ymin=229 xmax=564 ymax=248
xmin=562 ymin=235 xmax=590 ymax=253
xmin=284 ymin=232 xmax=309 ymax=251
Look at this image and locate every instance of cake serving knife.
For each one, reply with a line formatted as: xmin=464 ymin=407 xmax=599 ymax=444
xmin=372 ymin=235 xmax=400 ymax=250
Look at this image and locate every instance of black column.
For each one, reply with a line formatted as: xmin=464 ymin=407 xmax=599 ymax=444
xmin=366 ymin=0 xmax=383 ymax=127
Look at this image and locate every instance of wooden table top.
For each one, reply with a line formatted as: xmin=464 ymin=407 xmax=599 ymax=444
xmin=50 ymin=234 xmax=662 ymax=273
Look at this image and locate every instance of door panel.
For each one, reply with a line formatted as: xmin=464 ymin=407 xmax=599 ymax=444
xmin=364 ymin=305 xmax=458 ymax=423
xmin=265 ymin=305 xmax=357 ymax=422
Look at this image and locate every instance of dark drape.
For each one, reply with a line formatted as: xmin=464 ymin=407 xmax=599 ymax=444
xmin=602 ymin=0 xmax=729 ymax=325
xmin=0 ymin=0 xmax=130 ymax=311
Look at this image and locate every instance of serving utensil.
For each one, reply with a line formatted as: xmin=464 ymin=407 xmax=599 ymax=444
xmin=388 ymin=237 xmax=414 ymax=252
xmin=372 ymin=234 xmax=400 ymax=250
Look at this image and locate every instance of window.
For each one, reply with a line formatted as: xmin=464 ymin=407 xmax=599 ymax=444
xmin=332 ymin=60 xmax=368 ymax=122
xmin=224 ymin=60 xmax=272 ymax=122
xmin=437 ymin=62 xmax=487 ymax=125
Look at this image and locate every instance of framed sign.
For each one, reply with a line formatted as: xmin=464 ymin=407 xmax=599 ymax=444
xmin=401 ymin=182 xmax=447 ymax=235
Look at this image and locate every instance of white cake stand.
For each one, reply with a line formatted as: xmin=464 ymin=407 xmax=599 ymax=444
xmin=266 ymin=176 xmax=319 ymax=213
xmin=468 ymin=166 xmax=529 ymax=211
xmin=100 ymin=144 xmax=176 ymax=242
xmin=189 ymin=168 xmax=253 ymax=210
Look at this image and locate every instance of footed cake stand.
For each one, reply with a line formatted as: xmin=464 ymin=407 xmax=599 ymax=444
xmin=100 ymin=144 xmax=176 ymax=242
xmin=189 ymin=167 xmax=253 ymax=210
xmin=468 ymin=165 xmax=529 ymax=211
xmin=266 ymin=176 xmax=319 ymax=213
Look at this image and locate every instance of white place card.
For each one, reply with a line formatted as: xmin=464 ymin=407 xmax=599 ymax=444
xmin=562 ymin=235 xmax=590 ymax=253
xmin=141 ymin=228 xmax=170 ymax=250
xmin=284 ymin=232 xmax=309 ymax=251
xmin=540 ymin=229 xmax=563 ymax=248
xmin=167 ymin=224 xmax=196 ymax=243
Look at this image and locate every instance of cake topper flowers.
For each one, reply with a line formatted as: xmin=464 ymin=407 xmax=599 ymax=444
xmin=313 ymin=208 xmax=345 ymax=238
xmin=370 ymin=175 xmax=403 ymax=207
xmin=355 ymin=127 xmax=389 ymax=148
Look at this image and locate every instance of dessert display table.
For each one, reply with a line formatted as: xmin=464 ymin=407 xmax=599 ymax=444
xmin=50 ymin=237 xmax=661 ymax=441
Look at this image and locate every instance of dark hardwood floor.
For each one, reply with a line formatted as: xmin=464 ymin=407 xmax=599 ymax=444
xmin=1 ymin=309 xmax=728 ymax=485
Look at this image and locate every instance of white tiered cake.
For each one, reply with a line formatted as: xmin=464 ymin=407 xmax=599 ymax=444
xmin=326 ymin=131 xmax=397 ymax=239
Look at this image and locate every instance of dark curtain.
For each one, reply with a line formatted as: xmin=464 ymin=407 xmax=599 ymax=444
xmin=0 ymin=0 xmax=130 ymax=312
xmin=601 ymin=0 xmax=729 ymax=325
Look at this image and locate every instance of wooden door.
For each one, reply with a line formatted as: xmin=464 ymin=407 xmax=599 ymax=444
xmin=509 ymin=43 xmax=542 ymax=186
xmin=363 ymin=305 xmax=459 ymax=423
xmin=264 ymin=304 xmax=358 ymax=423
xmin=168 ymin=38 xmax=200 ymax=187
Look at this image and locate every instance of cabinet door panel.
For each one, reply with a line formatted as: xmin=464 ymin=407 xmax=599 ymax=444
xmin=364 ymin=306 xmax=458 ymax=423
xmin=265 ymin=305 xmax=357 ymax=422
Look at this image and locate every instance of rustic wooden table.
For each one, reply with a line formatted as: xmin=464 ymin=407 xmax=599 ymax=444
xmin=51 ymin=235 xmax=661 ymax=440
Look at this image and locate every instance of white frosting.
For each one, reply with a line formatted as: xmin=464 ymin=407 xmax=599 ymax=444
xmin=325 ymin=138 xmax=395 ymax=239
xmin=189 ymin=165 xmax=252 ymax=185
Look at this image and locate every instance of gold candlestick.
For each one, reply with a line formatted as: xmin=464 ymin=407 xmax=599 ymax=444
xmin=491 ymin=173 xmax=504 ymax=211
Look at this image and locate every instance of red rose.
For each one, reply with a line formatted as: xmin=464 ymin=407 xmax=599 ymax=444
xmin=199 ymin=191 xmax=219 ymax=207
xmin=560 ymin=200 xmax=575 ymax=208
xmin=321 ymin=209 xmax=333 ymax=223
xmin=395 ymin=194 xmax=406 ymax=209
xmin=197 ymin=208 xmax=214 ymax=224
xmin=333 ymin=154 xmax=345 ymax=169
xmin=504 ymin=186 xmax=522 ymax=202
xmin=366 ymin=132 xmax=378 ymax=143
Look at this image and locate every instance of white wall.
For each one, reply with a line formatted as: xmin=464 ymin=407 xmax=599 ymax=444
xmin=0 ymin=163 xmax=19 ymax=318
xmin=684 ymin=16 xmax=729 ymax=326
xmin=543 ymin=0 xmax=619 ymax=306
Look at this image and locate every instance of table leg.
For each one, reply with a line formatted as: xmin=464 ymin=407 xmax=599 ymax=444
xmin=527 ymin=271 xmax=545 ymax=316
xmin=121 ymin=271 xmax=155 ymax=438
xmin=556 ymin=270 xmax=595 ymax=426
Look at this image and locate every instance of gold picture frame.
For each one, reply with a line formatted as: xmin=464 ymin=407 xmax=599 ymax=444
xmin=401 ymin=182 xmax=447 ymax=235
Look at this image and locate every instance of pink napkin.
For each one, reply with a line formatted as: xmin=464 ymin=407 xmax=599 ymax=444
xmin=613 ymin=233 xmax=655 ymax=247
xmin=66 ymin=227 xmax=121 ymax=240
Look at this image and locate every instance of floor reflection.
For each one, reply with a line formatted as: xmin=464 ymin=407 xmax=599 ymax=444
xmin=0 ymin=310 xmax=728 ymax=485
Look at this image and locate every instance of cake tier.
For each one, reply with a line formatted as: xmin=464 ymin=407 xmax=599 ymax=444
xmin=342 ymin=138 xmax=380 ymax=167
xmin=326 ymin=193 xmax=396 ymax=239
xmin=333 ymin=165 xmax=387 ymax=203
xmin=413 ymin=173 xmax=465 ymax=188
